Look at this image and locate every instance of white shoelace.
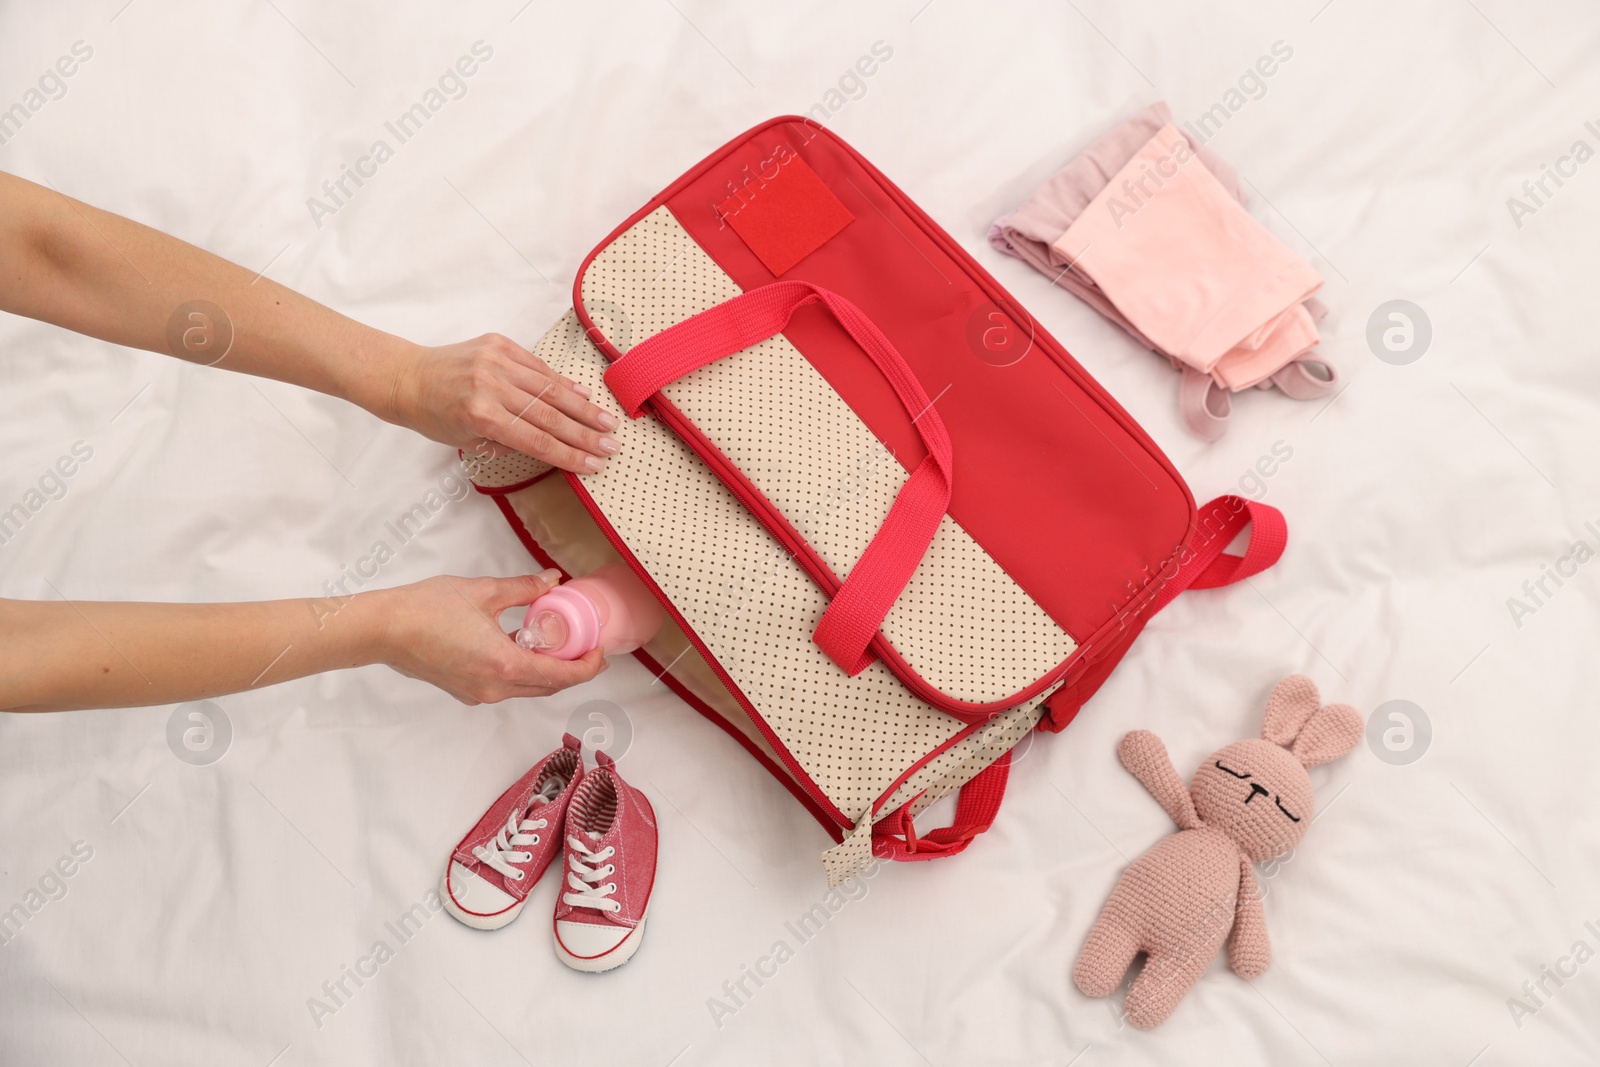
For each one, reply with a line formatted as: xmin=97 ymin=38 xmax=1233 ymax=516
xmin=472 ymin=781 xmax=560 ymax=881
xmin=562 ymin=831 xmax=620 ymax=913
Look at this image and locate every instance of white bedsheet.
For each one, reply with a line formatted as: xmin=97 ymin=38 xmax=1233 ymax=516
xmin=3 ymin=1 xmax=1599 ymax=1063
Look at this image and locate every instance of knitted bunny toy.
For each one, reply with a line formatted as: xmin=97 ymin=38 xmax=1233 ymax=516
xmin=1073 ymin=675 xmax=1362 ymax=1029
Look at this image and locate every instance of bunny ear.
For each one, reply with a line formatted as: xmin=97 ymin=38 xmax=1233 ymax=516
xmin=1262 ymin=675 xmax=1321 ymax=747
xmin=1291 ymin=703 xmax=1364 ymax=767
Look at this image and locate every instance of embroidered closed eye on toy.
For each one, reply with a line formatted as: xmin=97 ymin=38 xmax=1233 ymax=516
xmin=1073 ymin=675 xmax=1363 ymax=1029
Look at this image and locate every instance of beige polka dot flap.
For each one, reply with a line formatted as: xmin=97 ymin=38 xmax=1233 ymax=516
xmin=572 ymin=206 xmax=1077 ymax=715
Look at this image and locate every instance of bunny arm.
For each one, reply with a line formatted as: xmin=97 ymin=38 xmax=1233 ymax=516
xmin=1227 ymin=854 xmax=1272 ymax=979
xmin=1118 ymin=730 xmax=1201 ymax=830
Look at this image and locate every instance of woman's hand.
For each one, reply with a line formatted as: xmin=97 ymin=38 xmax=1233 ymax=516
xmin=386 ymin=334 xmax=620 ymax=474
xmin=370 ymin=571 xmax=608 ymax=704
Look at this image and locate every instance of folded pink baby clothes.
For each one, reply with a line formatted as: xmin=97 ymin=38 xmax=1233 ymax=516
xmin=988 ymin=103 xmax=1335 ymax=440
xmin=1054 ymin=123 xmax=1324 ymax=388
xmin=987 ymin=103 xmax=1238 ymax=355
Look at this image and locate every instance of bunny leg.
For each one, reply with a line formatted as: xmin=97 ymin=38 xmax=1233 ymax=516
xmin=1073 ymin=914 xmax=1142 ymax=998
xmin=1124 ymin=948 xmax=1211 ymax=1029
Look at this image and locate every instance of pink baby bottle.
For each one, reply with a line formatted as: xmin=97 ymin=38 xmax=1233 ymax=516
xmin=514 ymin=562 xmax=666 ymax=660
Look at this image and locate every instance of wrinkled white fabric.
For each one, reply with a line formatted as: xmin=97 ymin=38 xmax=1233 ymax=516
xmin=1 ymin=1 xmax=1597 ymax=1064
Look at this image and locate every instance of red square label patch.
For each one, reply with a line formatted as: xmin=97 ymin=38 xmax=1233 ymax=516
xmin=716 ymin=152 xmax=854 ymax=276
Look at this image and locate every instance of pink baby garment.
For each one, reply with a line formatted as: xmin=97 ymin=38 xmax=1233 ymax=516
xmin=987 ymin=103 xmax=1240 ymax=354
xmin=989 ymin=103 xmax=1334 ymax=440
xmin=1053 ymin=124 xmax=1324 ymax=389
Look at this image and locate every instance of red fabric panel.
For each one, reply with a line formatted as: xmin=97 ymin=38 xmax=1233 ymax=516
xmin=1036 ymin=620 xmax=1143 ymax=733
xmin=716 ymin=151 xmax=854 ymax=276
xmin=662 ymin=118 xmax=1193 ymax=643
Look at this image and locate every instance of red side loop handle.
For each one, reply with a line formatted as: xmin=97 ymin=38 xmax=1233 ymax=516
xmin=603 ymin=281 xmax=953 ymax=676
xmin=1150 ymin=495 xmax=1287 ymax=613
xmin=871 ymin=752 xmax=1011 ymax=862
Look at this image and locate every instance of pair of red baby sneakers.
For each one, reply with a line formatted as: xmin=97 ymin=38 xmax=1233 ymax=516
xmin=440 ymin=734 xmax=658 ymax=973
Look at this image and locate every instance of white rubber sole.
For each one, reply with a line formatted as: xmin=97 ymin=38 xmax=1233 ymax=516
xmin=554 ymin=912 xmax=648 ymax=973
xmin=439 ymin=870 xmax=525 ymax=931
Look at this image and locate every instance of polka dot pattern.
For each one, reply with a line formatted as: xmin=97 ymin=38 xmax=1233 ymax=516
xmin=469 ymin=450 xmax=551 ymax=489
xmin=896 ymin=702 xmax=1042 ymax=820
xmin=821 ymin=814 xmax=878 ymax=887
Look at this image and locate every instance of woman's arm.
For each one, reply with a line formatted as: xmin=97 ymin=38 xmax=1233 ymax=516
xmin=0 ymin=170 xmax=619 ymax=473
xmin=0 ymin=572 xmax=605 ymax=712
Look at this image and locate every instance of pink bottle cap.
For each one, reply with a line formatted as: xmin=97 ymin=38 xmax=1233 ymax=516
xmin=515 ymin=586 xmax=600 ymax=660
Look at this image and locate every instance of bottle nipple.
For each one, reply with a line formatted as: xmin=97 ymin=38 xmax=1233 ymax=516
xmin=516 ymin=610 xmax=570 ymax=652
xmin=514 ymin=585 xmax=601 ymax=660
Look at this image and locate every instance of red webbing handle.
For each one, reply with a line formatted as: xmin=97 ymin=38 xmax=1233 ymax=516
xmin=1150 ymin=496 xmax=1287 ymax=613
xmin=871 ymin=752 xmax=1010 ymax=862
xmin=604 ymin=281 xmax=953 ymax=676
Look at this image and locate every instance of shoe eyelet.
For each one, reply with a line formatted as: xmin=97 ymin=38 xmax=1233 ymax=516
xmin=513 ymin=870 xmax=525 ymax=881
xmin=530 ymin=836 xmax=540 ymax=845
xmin=606 ymin=882 xmax=616 ymax=893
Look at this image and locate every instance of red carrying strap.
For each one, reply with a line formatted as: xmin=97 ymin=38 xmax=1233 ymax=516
xmin=1037 ymin=496 xmax=1286 ymax=733
xmin=604 ymin=280 xmax=954 ymax=676
xmin=1149 ymin=495 xmax=1287 ymax=613
xmin=871 ymin=751 xmax=1010 ymax=862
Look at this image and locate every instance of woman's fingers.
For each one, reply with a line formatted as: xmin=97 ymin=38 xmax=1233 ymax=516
xmin=478 ymin=575 xmax=606 ymax=693
xmin=491 ymin=338 xmax=615 ymax=431
xmin=491 ymin=410 xmax=607 ymax=473
xmin=504 ymin=645 xmax=608 ymax=694
xmin=375 ymin=575 xmax=611 ymax=704
xmin=463 ymin=341 xmax=619 ymax=473
xmin=397 ymin=334 xmax=621 ymax=474
xmin=482 ymin=571 xmax=563 ymax=615
xmin=489 ymin=381 xmax=617 ymax=473
xmin=493 ymin=374 xmax=619 ymax=463
xmin=497 ymin=353 xmax=617 ymax=432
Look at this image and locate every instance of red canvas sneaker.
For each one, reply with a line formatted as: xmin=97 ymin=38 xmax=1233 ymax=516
xmin=441 ymin=734 xmax=583 ymax=930
xmin=552 ymin=750 xmax=658 ymax=972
